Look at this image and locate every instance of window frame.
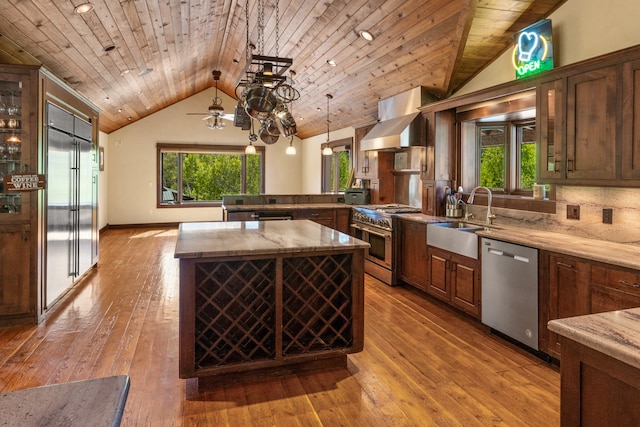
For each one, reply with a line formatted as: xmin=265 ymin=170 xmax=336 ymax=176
xmin=475 ymin=120 xmax=536 ymax=197
xmin=156 ymin=143 xmax=265 ymax=208
xmin=321 ymin=137 xmax=353 ymax=193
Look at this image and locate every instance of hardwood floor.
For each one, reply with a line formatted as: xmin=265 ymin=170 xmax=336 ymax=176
xmin=0 ymin=227 xmax=559 ymax=426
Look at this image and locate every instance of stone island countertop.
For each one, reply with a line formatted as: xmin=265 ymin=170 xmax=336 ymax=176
xmin=174 ymin=220 xmax=370 ymax=259
xmin=548 ymin=308 xmax=640 ymax=371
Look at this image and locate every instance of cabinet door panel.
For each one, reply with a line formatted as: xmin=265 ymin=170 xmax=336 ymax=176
xmin=397 ymin=220 xmax=427 ymax=291
xmin=537 ymin=79 xmax=565 ymax=181
xmin=0 ymin=225 xmax=31 ymax=315
xmin=427 ymin=248 xmax=449 ymax=301
xmin=450 ymin=256 xmax=481 ymax=318
xmin=566 ymin=66 xmax=617 ymax=180
xmin=621 ymin=58 xmax=640 ymax=179
xmin=547 ymin=254 xmax=591 ymax=358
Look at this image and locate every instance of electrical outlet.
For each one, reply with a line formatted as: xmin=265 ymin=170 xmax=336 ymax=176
xmin=567 ymin=204 xmax=580 ymax=220
xmin=603 ymin=208 xmax=613 ymax=224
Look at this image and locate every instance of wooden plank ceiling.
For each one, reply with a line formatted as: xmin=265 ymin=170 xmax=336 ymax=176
xmin=0 ymin=0 xmax=565 ymax=139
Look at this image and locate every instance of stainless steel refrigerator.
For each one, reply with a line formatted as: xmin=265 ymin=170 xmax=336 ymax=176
xmin=46 ymin=102 xmax=94 ymax=307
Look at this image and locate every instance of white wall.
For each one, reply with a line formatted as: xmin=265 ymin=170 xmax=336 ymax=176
xmin=98 ymin=131 xmax=108 ymax=230
xmin=455 ymin=0 xmax=640 ymax=96
xmin=105 ymin=88 xmax=303 ymax=225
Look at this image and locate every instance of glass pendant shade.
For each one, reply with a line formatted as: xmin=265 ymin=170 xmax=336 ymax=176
xmin=322 ymin=146 xmax=333 ymax=156
xmin=245 ymin=143 xmax=256 ymax=154
xmin=286 ymin=144 xmax=296 ymax=155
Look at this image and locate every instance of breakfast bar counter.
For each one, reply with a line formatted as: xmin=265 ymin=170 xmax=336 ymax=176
xmin=174 ymin=220 xmax=368 ymax=390
xmin=548 ymin=308 xmax=640 ymax=426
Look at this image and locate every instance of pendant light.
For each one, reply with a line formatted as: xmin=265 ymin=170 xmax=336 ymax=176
xmin=322 ymin=94 xmax=333 ymax=155
xmin=285 ymin=137 xmax=296 ymax=155
xmin=245 ymin=119 xmax=257 ymax=154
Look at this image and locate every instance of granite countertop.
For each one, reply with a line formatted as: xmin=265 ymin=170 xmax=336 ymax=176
xmin=548 ymin=308 xmax=640 ymax=369
xmin=222 ymin=203 xmax=351 ymax=211
xmin=0 ymin=375 xmax=130 ymax=427
xmin=174 ymin=220 xmax=370 ymax=259
xmin=399 ymin=213 xmax=640 ymax=271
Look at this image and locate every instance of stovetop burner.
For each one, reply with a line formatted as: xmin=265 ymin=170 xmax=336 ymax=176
xmin=360 ymin=204 xmax=422 ymax=214
xmin=352 ymin=204 xmax=422 ymax=230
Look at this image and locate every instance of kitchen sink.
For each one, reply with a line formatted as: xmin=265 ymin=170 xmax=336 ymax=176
xmin=431 ymin=221 xmax=482 ymax=232
xmin=426 ymin=221 xmax=482 ymax=259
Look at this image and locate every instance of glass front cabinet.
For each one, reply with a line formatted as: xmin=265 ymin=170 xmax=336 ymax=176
xmin=0 ymin=67 xmax=35 ymax=322
xmin=0 ymin=64 xmax=99 ymax=326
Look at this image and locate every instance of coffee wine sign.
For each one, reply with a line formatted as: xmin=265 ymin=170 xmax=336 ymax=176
xmin=512 ymin=19 xmax=554 ymax=79
xmin=4 ymin=173 xmax=46 ymax=191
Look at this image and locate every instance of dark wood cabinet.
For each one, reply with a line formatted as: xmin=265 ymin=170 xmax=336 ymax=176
xmin=449 ymin=252 xmax=481 ymax=317
xmin=294 ymin=208 xmax=334 ymax=228
xmin=334 ymin=208 xmax=351 ymax=235
xmin=621 ymin=58 xmax=640 ymax=180
xmin=427 ymin=246 xmax=481 ymax=318
xmin=396 ymin=219 xmax=428 ymax=291
xmin=566 ymin=65 xmax=618 ymax=181
xmin=558 ymin=336 xmax=640 ymax=427
xmin=591 ymin=264 xmax=640 ymax=313
xmin=537 ymin=79 xmax=565 ymax=181
xmin=541 ymin=251 xmax=640 ymax=359
xmin=541 ymin=252 xmax=591 ymax=359
xmin=353 ymin=123 xmax=377 ymax=179
xmin=0 ymin=225 xmax=32 ymax=318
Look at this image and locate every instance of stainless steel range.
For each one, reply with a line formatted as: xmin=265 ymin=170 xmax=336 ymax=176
xmin=351 ymin=204 xmax=421 ymax=285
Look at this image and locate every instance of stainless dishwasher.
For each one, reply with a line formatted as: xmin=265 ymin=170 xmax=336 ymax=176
xmin=481 ymin=238 xmax=539 ymax=350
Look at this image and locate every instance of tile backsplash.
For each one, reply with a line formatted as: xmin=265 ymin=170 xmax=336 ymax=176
xmin=466 ymin=186 xmax=640 ymax=245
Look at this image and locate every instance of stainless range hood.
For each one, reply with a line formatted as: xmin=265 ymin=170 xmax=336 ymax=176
xmin=360 ymin=87 xmax=437 ymax=151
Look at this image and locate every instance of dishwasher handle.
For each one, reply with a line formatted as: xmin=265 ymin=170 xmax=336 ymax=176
xmin=487 ymin=248 xmax=531 ymax=263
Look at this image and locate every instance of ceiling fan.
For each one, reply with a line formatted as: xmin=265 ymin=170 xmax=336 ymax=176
xmin=186 ymin=70 xmax=236 ymax=129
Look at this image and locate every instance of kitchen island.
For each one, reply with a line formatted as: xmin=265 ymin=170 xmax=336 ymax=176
xmin=548 ymin=308 xmax=640 ymax=426
xmin=174 ymin=220 xmax=368 ymax=390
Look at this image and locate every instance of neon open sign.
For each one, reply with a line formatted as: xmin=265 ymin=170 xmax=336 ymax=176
xmin=512 ymin=19 xmax=554 ymax=79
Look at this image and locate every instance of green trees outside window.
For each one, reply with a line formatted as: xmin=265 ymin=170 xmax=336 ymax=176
xmin=322 ymin=138 xmax=352 ymax=193
xmin=477 ymin=122 xmax=536 ymax=194
xmin=158 ymin=144 xmax=264 ymax=206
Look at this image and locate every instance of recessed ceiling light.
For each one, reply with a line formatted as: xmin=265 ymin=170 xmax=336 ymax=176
xmin=74 ymin=2 xmax=94 ymax=14
xmin=358 ymin=30 xmax=374 ymax=41
xmin=118 ymin=108 xmax=123 ymax=113
xmin=137 ymin=68 xmax=153 ymax=77
xmin=120 ymin=69 xmax=132 ymax=76
xmin=135 ymin=90 xmax=143 ymax=96
xmin=327 ymin=59 xmax=336 ymax=67
xmin=103 ymin=44 xmax=117 ymax=52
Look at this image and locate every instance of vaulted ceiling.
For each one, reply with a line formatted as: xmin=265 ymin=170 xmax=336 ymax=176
xmin=0 ymin=0 xmax=566 ymax=139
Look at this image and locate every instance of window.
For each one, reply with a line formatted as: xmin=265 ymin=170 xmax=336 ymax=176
xmin=321 ymin=138 xmax=352 ymax=193
xmin=157 ymin=144 xmax=264 ymax=207
xmin=476 ymin=121 xmax=536 ymax=195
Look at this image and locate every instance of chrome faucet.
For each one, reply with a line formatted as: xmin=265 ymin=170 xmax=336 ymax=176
xmin=466 ymin=186 xmax=496 ymax=225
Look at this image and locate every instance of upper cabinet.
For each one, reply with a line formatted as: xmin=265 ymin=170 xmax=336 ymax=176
xmin=537 ymin=48 xmax=640 ymax=187
xmin=621 ymin=58 xmax=640 ymax=180
xmin=0 ymin=70 xmax=34 ymax=223
xmin=353 ymin=122 xmax=378 ymax=179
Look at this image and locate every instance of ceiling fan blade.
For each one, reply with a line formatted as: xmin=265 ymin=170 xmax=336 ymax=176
xmin=201 ymin=115 xmax=214 ymax=120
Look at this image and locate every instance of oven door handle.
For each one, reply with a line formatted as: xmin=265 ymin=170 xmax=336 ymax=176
xmin=365 ymin=228 xmax=391 ymax=239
